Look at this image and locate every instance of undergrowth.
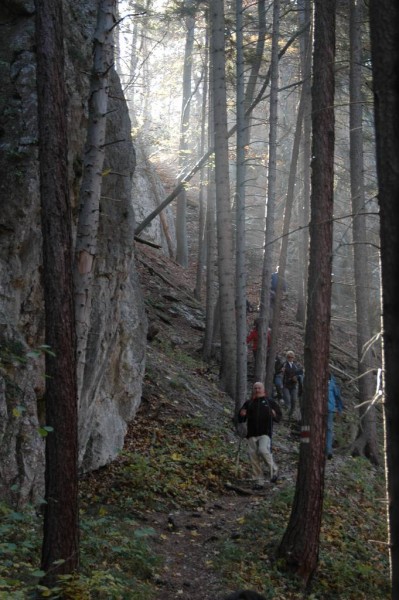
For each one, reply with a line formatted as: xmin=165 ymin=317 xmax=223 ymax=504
xmin=213 ymin=456 xmax=389 ymax=600
xmin=0 ymin=413 xmax=389 ymax=598
xmin=82 ymin=416 xmax=239 ymax=512
xmin=0 ymin=503 xmax=159 ymax=599
xmin=0 ymin=416 xmax=238 ymax=598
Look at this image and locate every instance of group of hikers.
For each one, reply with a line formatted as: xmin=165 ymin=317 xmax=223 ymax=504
xmin=239 ymin=349 xmax=343 ymax=489
xmin=240 ymin=275 xmax=343 ymax=489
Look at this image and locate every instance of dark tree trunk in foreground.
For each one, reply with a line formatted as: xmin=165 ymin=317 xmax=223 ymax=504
xmin=369 ymin=0 xmax=399 ymax=594
xmin=35 ymin=0 xmax=79 ymax=583
xmin=278 ymin=0 xmax=336 ymax=585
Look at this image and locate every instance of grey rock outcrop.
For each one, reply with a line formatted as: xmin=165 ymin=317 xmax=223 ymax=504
xmin=0 ymin=1 xmax=152 ymax=504
xmin=78 ymin=71 xmax=147 ymax=472
xmin=132 ymin=140 xmax=176 ymax=256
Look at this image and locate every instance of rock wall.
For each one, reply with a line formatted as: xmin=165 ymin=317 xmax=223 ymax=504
xmin=131 ymin=140 xmax=176 ymax=256
xmin=0 ymin=0 xmax=152 ymax=504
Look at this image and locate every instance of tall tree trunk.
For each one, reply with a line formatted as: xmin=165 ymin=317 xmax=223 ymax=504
xmin=296 ymin=0 xmax=312 ymax=324
xmin=35 ymin=0 xmax=79 ymax=582
xmin=74 ymin=0 xmax=116 ymax=401
xmin=194 ymin=29 xmax=209 ymax=301
xmin=203 ymin=27 xmax=217 ymax=362
xmin=176 ymin=1 xmax=196 ymax=267
xmin=369 ymin=0 xmax=399 ymax=594
xmin=266 ymin=76 xmax=305 ymax=395
xmin=202 ymin=170 xmax=217 ymax=361
xmin=349 ymin=0 xmax=379 ymax=466
xmin=128 ymin=12 xmax=139 ymax=106
xmin=235 ymin=0 xmax=247 ymax=412
xmin=255 ymin=0 xmax=280 ymax=385
xmin=210 ymin=0 xmax=237 ymax=398
xmin=141 ymin=0 xmax=152 ymax=128
xmin=278 ymin=0 xmax=336 ymax=584
xmin=243 ymin=0 xmax=266 ymax=149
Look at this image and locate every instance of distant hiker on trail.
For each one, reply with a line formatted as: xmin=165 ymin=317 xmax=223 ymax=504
xmin=238 ymin=382 xmax=281 ymax=489
xmin=246 ymin=319 xmax=259 ymax=363
xmin=273 ymin=354 xmax=284 ymax=400
xmin=269 ymin=266 xmax=287 ymax=318
xmin=270 ymin=266 xmax=287 ymax=294
xmin=246 ymin=299 xmax=255 ymax=313
xmin=246 ymin=320 xmax=271 ymax=363
xmin=326 ymin=372 xmax=343 ymax=459
xmin=282 ymin=350 xmax=302 ymax=421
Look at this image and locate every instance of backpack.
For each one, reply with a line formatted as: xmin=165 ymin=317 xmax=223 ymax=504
xmin=274 ymin=355 xmax=284 ymax=374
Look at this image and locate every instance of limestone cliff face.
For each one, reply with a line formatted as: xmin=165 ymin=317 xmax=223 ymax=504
xmin=0 ymin=1 xmax=158 ymax=504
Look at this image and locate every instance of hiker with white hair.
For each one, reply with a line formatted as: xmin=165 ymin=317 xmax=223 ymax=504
xmin=238 ymin=382 xmax=282 ymax=489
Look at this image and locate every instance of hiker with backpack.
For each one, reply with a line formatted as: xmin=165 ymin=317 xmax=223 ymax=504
xmin=238 ymin=382 xmax=282 ymax=489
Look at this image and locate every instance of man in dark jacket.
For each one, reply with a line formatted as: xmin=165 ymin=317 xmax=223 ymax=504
xmin=238 ymin=382 xmax=282 ymax=488
xmin=282 ymin=350 xmax=302 ymax=420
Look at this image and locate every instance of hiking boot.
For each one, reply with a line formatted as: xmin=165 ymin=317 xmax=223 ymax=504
xmin=252 ymin=483 xmax=264 ymax=491
xmin=270 ymin=470 xmax=279 ymax=483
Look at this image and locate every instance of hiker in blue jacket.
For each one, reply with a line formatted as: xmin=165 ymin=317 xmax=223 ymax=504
xmin=326 ymin=372 xmax=343 ymax=459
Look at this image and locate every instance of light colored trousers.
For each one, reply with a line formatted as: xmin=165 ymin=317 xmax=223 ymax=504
xmin=247 ymin=435 xmax=277 ymax=484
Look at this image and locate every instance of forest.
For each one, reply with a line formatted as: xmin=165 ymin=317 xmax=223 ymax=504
xmin=0 ymin=0 xmax=398 ymax=598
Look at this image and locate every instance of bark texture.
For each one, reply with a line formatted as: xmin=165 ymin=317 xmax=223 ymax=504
xmin=74 ymin=0 xmax=116 ymax=399
xmin=296 ymin=0 xmax=312 ymax=324
xmin=278 ymin=0 xmax=336 ymax=584
xmin=210 ymin=0 xmax=237 ymax=397
xmin=369 ymin=0 xmax=399 ymax=593
xmin=35 ymin=0 xmax=79 ymax=579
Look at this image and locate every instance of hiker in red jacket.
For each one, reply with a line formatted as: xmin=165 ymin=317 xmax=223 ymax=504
xmin=246 ymin=319 xmax=271 ymax=363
